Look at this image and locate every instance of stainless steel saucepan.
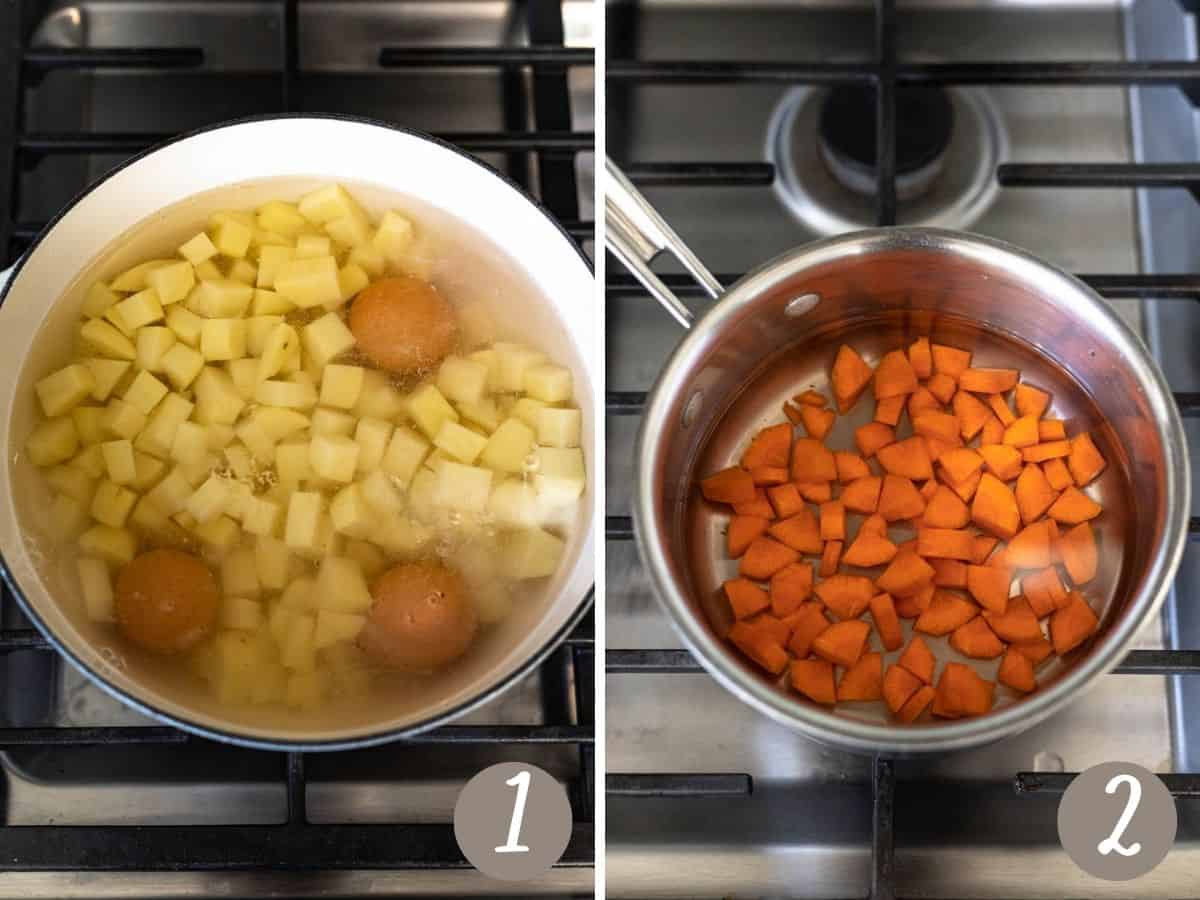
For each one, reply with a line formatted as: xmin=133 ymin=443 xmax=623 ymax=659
xmin=606 ymin=158 xmax=1189 ymax=755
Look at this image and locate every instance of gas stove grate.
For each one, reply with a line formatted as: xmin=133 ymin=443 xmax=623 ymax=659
xmin=605 ymin=0 xmax=1200 ymax=897
xmin=0 ymin=0 xmax=594 ymax=876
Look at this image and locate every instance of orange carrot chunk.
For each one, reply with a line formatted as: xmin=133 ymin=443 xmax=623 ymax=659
xmin=819 ymin=540 xmax=843 ymax=577
xmin=770 ymin=562 xmax=815 ymax=616
xmin=1042 ymin=457 xmax=1072 ymax=491
xmin=842 ymin=475 xmax=882 ymax=514
xmin=934 ymin=663 xmax=995 ymax=718
xmin=1059 ymin=521 xmax=1098 ymax=585
xmin=875 ymin=394 xmax=905 ymax=427
xmin=783 ymin=403 xmax=804 ymax=426
xmin=924 ymin=435 xmax=958 ymax=464
xmin=1002 ymin=414 xmax=1040 ymax=449
xmin=950 ymin=616 xmax=1006 ymax=659
xmin=812 ymin=619 xmax=872 ymax=667
xmin=797 ymin=482 xmax=833 ymax=503
xmin=875 ymin=349 xmax=919 ymax=399
xmin=1013 ymin=636 xmax=1055 ymax=665
xmin=920 ymin=477 xmax=939 ymax=501
xmin=1047 ymin=485 xmax=1102 ymax=525
xmin=923 ymin=484 xmax=970 ymax=529
xmin=917 ymin=527 xmax=976 ymax=561
xmin=998 ymin=648 xmax=1037 ymax=693
xmin=883 ymin=664 xmax=923 ymax=713
xmin=931 ymin=344 xmax=972 ymax=379
xmin=952 ymin=390 xmax=991 ymax=441
xmin=909 ymin=337 xmax=933 ymax=379
xmin=740 ymin=536 xmax=801 ymax=579
xmin=938 ymin=447 xmax=984 ymax=485
xmin=724 ymin=578 xmax=771 ymax=619
xmin=1039 ymin=419 xmax=1067 ymax=441
xmin=728 ymin=515 xmax=770 ymax=558
xmin=895 ymin=582 xmax=935 ymax=618
xmin=898 ymin=635 xmax=936 ymax=684
xmin=876 ymin=436 xmax=934 ymax=481
xmin=1022 ymin=566 xmax=1069 ymax=618
xmin=971 ymin=472 xmax=1021 ymax=539
xmin=959 ymin=367 xmax=1019 ymax=394
xmin=1022 ymin=440 xmax=1071 ymax=463
xmin=767 ymin=508 xmax=823 ymax=555
xmin=1015 ymin=463 xmax=1059 ymax=525
xmin=943 ymin=466 xmax=983 ymax=504
xmin=832 ymin=344 xmax=875 ymax=413
xmin=986 ymin=393 xmax=1016 ymax=427
xmin=819 ymin=500 xmax=846 ymax=541
xmin=895 ymin=685 xmax=936 ymax=723
xmin=749 ymin=465 xmax=790 ymax=485
xmin=790 ymin=437 xmax=838 ymax=483
xmin=869 ymin=592 xmax=904 ymax=651
xmin=926 ymin=371 xmax=957 ymax=404
xmin=1015 ymin=383 xmax=1051 ymax=419
xmin=931 ymin=557 xmax=968 ymax=588
xmin=790 ymin=658 xmax=837 ymax=704
xmin=814 ymin=574 xmax=876 ymax=620
xmin=784 ymin=602 xmax=830 ymax=656
xmin=1006 ymin=520 xmax=1055 ymax=569
xmin=801 ymin=405 xmax=837 ymax=440
xmin=876 ymin=551 xmax=936 ymax=598
xmin=878 ymin=473 xmax=926 ymax=522
xmin=971 ymin=535 xmax=999 ymax=565
xmin=913 ymin=411 xmax=961 ymax=445
xmin=1067 ymin=432 xmax=1107 ymax=486
xmin=748 ymin=613 xmax=792 ymax=647
xmin=701 ymin=466 xmax=756 ymax=504
xmin=855 ymin=422 xmax=896 ymax=459
xmin=834 ymin=450 xmax=871 ymax=483
xmin=766 ymin=482 xmax=804 ymax=518
xmin=980 ymin=414 xmax=1006 ymax=445
xmin=914 ymin=589 xmax=979 ymax=636
xmin=735 ymin=487 xmax=777 ymax=519
xmin=729 ymin=621 xmax=790 ymax=674
xmin=837 ymin=651 xmax=884 ymax=702
xmin=796 ymin=389 xmax=827 ymax=407
xmin=1050 ymin=592 xmax=1100 ymax=655
xmin=860 ymin=513 xmax=890 ymax=538
xmin=741 ymin=422 xmax=793 ymax=469
xmin=978 ymin=443 xmax=1024 ymax=481
xmin=907 ymin=386 xmax=941 ymax=419
xmin=965 ymin=564 xmax=1011 ymax=614
xmin=983 ymin=596 xmax=1043 ymax=642
xmin=842 ymin=526 xmax=898 ymax=568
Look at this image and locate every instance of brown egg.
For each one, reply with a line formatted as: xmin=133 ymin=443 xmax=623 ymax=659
xmin=349 ymin=276 xmax=457 ymax=375
xmin=358 ymin=560 xmax=478 ymax=671
xmin=114 ymin=549 xmax=219 ymax=655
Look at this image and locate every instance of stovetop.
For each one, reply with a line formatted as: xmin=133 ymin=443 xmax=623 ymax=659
xmin=605 ymin=0 xmax=1200 ymax=897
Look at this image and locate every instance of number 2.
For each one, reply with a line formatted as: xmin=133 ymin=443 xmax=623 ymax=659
xmin=495 ymin=769 xmax=532 ymax=854
xmin=1097 ymin=773 xmax=1143 ymax=858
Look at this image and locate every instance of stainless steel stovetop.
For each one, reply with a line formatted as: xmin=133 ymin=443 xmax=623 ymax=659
xmin=605 ymin=1 xmax=1200 ymax=896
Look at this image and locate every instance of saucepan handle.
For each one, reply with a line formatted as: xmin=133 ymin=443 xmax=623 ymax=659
xmin=604 ymin=157 xmax=723 ymax=330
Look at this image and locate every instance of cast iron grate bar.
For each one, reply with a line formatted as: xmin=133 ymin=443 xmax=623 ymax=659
xmin=999 ymin=163 xmax=1200 ymax=200
xmin=606 ymin=773 xmax=753 ymax=797
xmin=282 ymin=0 xmax=298 ymax=112
xmin=0 ymin=727 xmax=189 ymax=746
xmin=874 ymin=0 xmax=897 ymax=227
xmin=23 ymin=48 xmax=204 ymax=72
xmin=624 ymin=162 xmax=774 ymax=186
xmin=873 ymin=757 xmax=897 ymax=900
xmin=0 ymin=629 xmax=48 ymax=651
xmin=1017 ymin=772 xmax=1200 ymax=797
xmin=380 ymin=46 xmax=593 ymax=67
xmin=287 ymin=752 xmax=306 ymax=825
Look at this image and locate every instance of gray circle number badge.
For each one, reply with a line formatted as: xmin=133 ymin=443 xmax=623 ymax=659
xmin=1058 ymin=761 xmax=1177 ymax=881
xmin=453 ymin=762 xmax=574 ymax=881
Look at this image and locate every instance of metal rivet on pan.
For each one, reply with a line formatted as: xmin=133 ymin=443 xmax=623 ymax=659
xmin=785 ymin=293 xmax=820 ymax=317
xmin=682 ymin=391 xmax=703 ymax=428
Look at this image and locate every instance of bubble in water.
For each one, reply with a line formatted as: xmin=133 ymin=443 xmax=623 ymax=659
xmin=98 ymin=646 xmax=127 ymax=671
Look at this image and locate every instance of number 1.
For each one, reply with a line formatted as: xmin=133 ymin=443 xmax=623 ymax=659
xmin=495 ymin=770 xmax=532 ymax=854
xmin=1097 ymin=773 xmax=1143 ymax=858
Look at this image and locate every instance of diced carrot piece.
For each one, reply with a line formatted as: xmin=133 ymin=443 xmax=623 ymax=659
xmin=812 ymin=619 xmax=872 ymax=667
xmin=1022 ymin=566 xmax=1068 ymax=618
xmin=920 ymin=485 xmax=968 ymax=530
xmin=771 ymin=562 xmax=815 ymax=616
xmin=1013 ymin=636 xmax=1054 ymax=666
xmin=986 ymin=393 xmax=1016 ymax=426
xmin=1006 ymin=520 xmax=1054 ymax=570
xmin=978 ymin=443 xmax=1023 ymax=481
xmin=931 ymin=344 xmax=971 ymax=379
xmin=869 ymin=592 xmax=903 ymax=651
xmin=875 ymin=395 xmax=905 ymax=427
xmin=819 ymin=540 xmax=843 ymax=577
xmin=983 ymin=596 xmax=1043 ymax=642
xmin=1046 ymin=519 xmax=1061 ymax=558
xmin=785 ymin=602 xmax=830 ymax=656
xmin=938 ymin=447 xmax=984 ymax=485
xmin=917 ymin=527 xmax=976 ymax=561
xmin=767 ymin=508 xmax=823 ymax=555
xmin=926 ymin=372 xmax=957 ymax=404
xmin=920 ymin=478 xmax=939 ymax=501
xmin=971 ymin=472 xmax=1021 ymax=539
xmin=912 ymin=411 xmax=960 ymax=445
xmin=832 ymin=344 xmax=875 ymax=413
xmin=838 ymin=651 xmax=884 ymax=701
xmin=950 ymin=616 xmax=1006 ymax=659
xmin=784 ymin=403 xmax=804 ymax=426
xmin=728 ymin=515 xmax=770 ymax=558
xmin=998 ymin=648 xmax=1037 ymax=693
xmin=701 ymin=467 xmax=756 ymax=504
xmin=1002 ymin=414 xmax=1040 ymax=449
xmin=1039 ymin=419 xmax=1067 ymax=441
xmin=735 ymin=487 xmax=776 ymax=519
xmin=740 ymin=536 xmax=801 ymax=579
xmin=909 ymin=337 xmax=933 ymax=379
xmin=834 ymin=450 xmax=871 ymax=483
xmin=907 ymin=386 xmax=941 ymax=420
xmin=924 ymin=435 xmax=959 ymax=463
xmin=860 ymin=513 xmax=889 ymax=538
xmin=981 ymin=414 xmax=1005 ymax=445
xmin=750 ymin=465 xmax=790 ymax=485
xmin=877 ymin=436 xmax=933 ymax=481
xmin=877 ymin=551 xmax=936 ymax=598
xmin=729 ymin=621 xmax=790 ymax=674
xmin=953 ymin=390 xmax=991 ymax=440
xmin=875 ymin=349 xmax=919 ymax=399
xmin=819 ymin=500 xmax=846 ymax=541
xmin=1047 ymin=486 xmax=1102 ymax=525
xmin=855 ymin=422 xmax=896 ymax=459
xmin=1022 ymin=440 xmax=1071 ymax=463
xmin=790 ymin=437 xmax=837 ymax=483
xmin=796 ymin=389 xmax=827 ymax=407
xmin=723 ymin=578 xmax=770 ymax=618
xmin=1068 ymin=432 xmax=1107 ymax=487
xmin=797 ymin=481 xmax=833 ymax=503
xmin=842 ymin=475 xmax=882 ymax=514
xmin=790 ymin=658 xmax=837 ymax=704
xmin=814 ymin=573 xmax=876 ymax=620
xmin=960 ymin=367 xmax=1019 ymax=394
xmin=895 ymin=685 xmax=935 ymax=723
xmin=1042 ymin=457 xmax=1072 ymax=491
xmin=895 ymin=582 xmax=935 ymax=618
xmin=914 ymin=589 xmax=979 ymax=635
xmin=766 ymin=483 xmax=803 ymax=518
xmin=883 ymin=664 xmax=923 ymax=713
xmin=1015 ymin=463 xmax=1058 ymax=525
xmin=747 ymin=613 xmax=792 ymax=646
xmin=1015 ymin=383 xmax=1051 ymax=419
xmin=879 ymin=474 xmax=926 ymax=522
xmin=933 ymin=663 xmax=995 ymax=718
xmin=741 ymin=422 xmax=793 ymax=469
xmin=1059 ymin=522 xmax=1098 ymax=585
xmin=965 ymin=564 xmax=1011 ymax=615
xmin=801 ymin=405 xmax=837 ymax=440
xmin=1051 ymin=592 xmax=1099 ymax=655
xmin=943 ymin=467 xmax=983 ymax=503
xmin=971 ymin=535 xmax=998 ymax=565
xmin=843 ymin=526 xmax=898 ymax=567
xmin=931 ymin=557 xmax=968 ymax=588
xmin=898 ymin=635 xmax=936 ymax=684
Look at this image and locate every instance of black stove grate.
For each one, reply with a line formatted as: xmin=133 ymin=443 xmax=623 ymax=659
xmin=605 ymin=1 xmax=1199 ymax=897
xmin=0 ymin=0 xmax=594 ymax=876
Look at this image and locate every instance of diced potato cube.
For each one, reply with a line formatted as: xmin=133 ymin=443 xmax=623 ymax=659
xmin=372 ymin=210 xmax=415 ymax=267
xmin=257 ymin=199 xmax=308 ymax=236
xmin=255 ymin=378 xmax=317 ymax=410
xmin=255 ymin=245 xmax=295 ymax=289
xmin=244 ymin=315 xmax=283 ymax=357
xmin=313 ymin=609 xmax=366 ymax=649
xmin=275 ymin=256 xmax=341 ymax=308
xmin=534 ymin=446 xmax=586 ymax=505
xmin=256 ymin=535 xmax=292 ymax=590
xmin=279 ymin=575 xmax=316 ymax=612
xmin=169 ymin=421 xmax=209 ymax=465
xmin=354 ymin=369 xmax=405 ymax=420
xmin=302 ymin=311 xmax=356 ymax=366
xmin=241 ymin=495 xmax=280 ymax=537
xmin=110 ymin=259 xmax=172 ymax=292
xmin=480 ymin=417 xmax=536 ymax=474
xmin=524 ymin=363 xmax=573 ymax=403
xmin=437 ymin=355 xmax=488 ymax=406
xmin=377 ymin=515 xmax=435 ymax=554
xmin=213 ymin=217 xmax=253 ymax=258
xmin=82 ymin=282 xmax=120 ymax=319
xmin=36 ymin=364 xmax=96 ymax=418
xmin=77 ymin=556 xmax=116 ymax=622
xmin=308 ymin=408 xmax=353 ymax=437
xmin=434 ymin=421 xmax=488 ymax=464
xmin=329 ymin=483 xmax=373 ymax=538
xmin=314 ymin=556 xmax=373 ymax=613
xmin=234 ymin=417 xmax=276 ymax=464
xmin=91 ymin=479 xmax=136 ymax=528
xmin=130 ymin=494 xmax=170 ymax=534
xmin=69 ymin=407 xmax=104 ymax=447
xmin=380 ymin=425 xmax=429 ymax=486
xmin=186 ymin=473 xmax=233 ymax=524
xmin=80 ymin=318 xmax=136 ymax=360
xmin=226 ymin=358 xmax=258 ymax=400
xmin=404 ymin=468 xmax=437 ymax=523
xmin=251 ymin=288 xmax=294 ymax=316
xmin=193 ymin=366 xmax=245 ymax=426
xmin=146 ymin=467 xmax=193 ymax=515
xmin=457 ymin=300 xmax=497 ymax=349
xmin=295 ymin=234 xmax=332 ymax=259
xmin=489 ymin=479 xmax=545 ymax=529
xmin=135 ymin=392 xmax=194 ymax=458
xmin=320 ymin=364 xmax=364 ymax=409
xmin=347 ymin=242 xmax=385 ymax=278
xmin=187 ymin=279 xmax=253 ymax=318
xmin=433 ymin=461 xmax=492 ymax=513
xmin=179 ymin=231 xmax=218 ymax=265
xmin=407 ymin=383 xmax=459 ymax=440
xmin=309 ymin=433 xmax=359 ymax=483
xmin=501 ymin=527 xmax=565 ymax=579
xmin=357 ymin=470 xmax=402 ymax=517
xmin=160 ymin=342 xmax=205 ymax=390
xmin=324 ymin=203 xmax=371 ymax=244
xmin=146 ymin=260 xmax=195 ymax=306
xmin=256 ymin=322 xmax=300 ymax=382
xmin=334 ymin=263 xmax=369 ymax=306
xmin=193 ymin=514 xmax=240 ymax=554
xmin=248 ymin=663 xmax=288 ymax=705
xmin=456 ymin=397 xmax=500 ymax=433
xmin=221 ymin=548 xmax=261 ymax=598
xmin=114 ymin=288 xmax=164 ymax=330
xmin=165 ymin=305 xmax=203 ymax=347
xmin=78 ymin=524 xmax=137 ymax=566
xmin=46 ymin=464 xmax=95 ymax=503
xmin=70 ymin=445 xmax=106 ymax=480
xmin=50 ymin=492 xmax=89 ymax=540
xmin=101 ymin=398 xmax=147 ymax=440
xmin=285 ymin=491 xmax=323 ymax=550
xmin=281 ymin=613 xmax=317 ymax=671
xmin=194 ymin=259 xmax=222 ymax=280
xmin=298 ymin=184 xmax=364 ymax=224
xmin=82 ymin=358 xmax=131 ymax=402
xmin=225 ymin=258 xmax=257 ymax=286
xmin=101 ymin=439 xmax=137 ymax=485
xmin=200 ymin=318 xmax=247 ymax=361
xmin=354 ymin=416 xmax=392 ymax=474
xmin=104 ymin=303 xmax=135 ymax=338
xmin=135 ymin=327 xmax=176 ymax=373
xmin=122 ymin=370 xmax=168 ymax=415
xmin=469 ymin=347 xmax=498 ymax=384
xmin=493 ymin=342 xmax=546 ymax=393
xmin=129 ymin=451 xmax=167 ymax=491
xmin=286 ymin=668 xmax=326 ymax=708
xmin=276 ymin=440 xmax=312 ymax=486
xmin=177 ymin=453 xmax=216 ymax=486
xmin=220 ymin=596 xmax=263 ymax=631
xmin=344 ymin=538 xmax=387 ymax=579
